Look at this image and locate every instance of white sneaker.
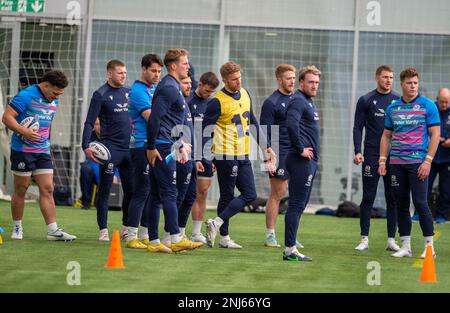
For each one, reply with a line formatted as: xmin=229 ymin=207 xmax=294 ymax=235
xmin=99 ymin=228 xmax=110 ymax=241
xmin=190 ymin=233 xmax=207 ymax=244
xmin=11 ymin=225 xmax=23 ymax=240
xmin=391 ymin=247 xmax=412 ymax=258
xmin=219 ymin=238 xmax=242 ymax=249
xmin=355 ymin=240 xmax=369 ymax=251
xmin=420 ymin=247 xmax=436 ymax=259
xmin=47 ymin=228 xmax=77 ymax=241
xmin=162 ymin=237 xmax=171 ymax=248
xmin=386 ymin=241 xmax=401 ymax=252
xmin=205 ymin=219 xmax=218 ymax=248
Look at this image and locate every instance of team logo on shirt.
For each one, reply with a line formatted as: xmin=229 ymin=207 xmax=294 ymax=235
xmin=308 ymin=102 xmax=313 ymax=108
xmin=391 ymin=175 xmax=399 ymax=187
xmin=193 ymin=105 xmax=197 ymax=110
xmin=231 ymin=165 xmax=238 ymax=177
xmin=314 ymin=112 xmax=319 ymax=121
xmin=109 ymin=95 xmax=113 ymax=101
xmin=364 ymin=165 xmax=373 ymax=177
xmin=413 ymin=104 xmax=420 ymax=111
xmin=373 ymin=100 xmax=377 ymax=105
xmin=305 ymin=174 xmax=313 ymax=187
xmin=281 ymin=103 xmax=286 ymax=107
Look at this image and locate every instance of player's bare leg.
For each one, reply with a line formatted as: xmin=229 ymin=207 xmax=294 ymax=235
xmin=264 ymin=178 xmax=287 ymax=247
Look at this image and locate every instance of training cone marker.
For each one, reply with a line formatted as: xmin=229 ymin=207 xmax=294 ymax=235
xmin=105 ymin=230 xmax=125 ymax=268
xmin=419 ymin=244 xmax=436 ymax=283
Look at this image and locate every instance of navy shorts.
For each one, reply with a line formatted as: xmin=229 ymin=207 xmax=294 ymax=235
xmin=269 ymin=154 xmax=289 ymax=180
xmin=10 ymin=149 xmax=53 ymax=176
xmin=197 ymin=159 xmax=214 ymax=179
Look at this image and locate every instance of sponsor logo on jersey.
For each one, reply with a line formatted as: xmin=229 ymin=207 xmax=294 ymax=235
xmin=114 ymin=102 xmax=129 ymax=112
xmin=375 ymin=108 xmax=385 ymax=117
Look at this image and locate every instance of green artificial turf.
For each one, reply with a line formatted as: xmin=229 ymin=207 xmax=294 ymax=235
xmin=0 ymin=200 xmax=448 ymax=292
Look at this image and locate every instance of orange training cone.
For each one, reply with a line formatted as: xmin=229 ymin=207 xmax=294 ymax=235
xmin=105 ymin=230 xmax=125 ymax=268
xmin=419 ymin=244 xmax=436 ymax=283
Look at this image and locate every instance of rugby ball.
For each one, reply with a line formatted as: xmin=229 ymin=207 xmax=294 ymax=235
xmin=89 ymin=141 xmax=111 ymax=165
xmin=19 ymin=116 xmax=39 ymax=140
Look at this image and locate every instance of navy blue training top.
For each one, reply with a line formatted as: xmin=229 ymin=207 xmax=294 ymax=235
xmin=147 ymin=74 xmax=190 ymax=150
xmin=285 ymin=90 xmax=320 ymax=161
xmin=434 ymin=104 xmax=450 ymax=164
xmin=260 ymin=90 xmax=293 ymax=156
xmin=353 ymin=89 xmax=400 ymax=161
xmin=82 ymin=82 xmax=131 ymax=151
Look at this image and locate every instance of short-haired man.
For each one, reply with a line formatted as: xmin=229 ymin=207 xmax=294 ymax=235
xmin=2 ymin=70 xmax=76 ymax=241
xmin=260 ymin=64 xmax=300 ymax=248
xmin=160 ymin=73 xmax=197 ymax=247
xmin=284 ymin=65 xmax=322 ymax=261
xmin=203 ymin=61 xmax=276 ymax=249
xmin=82 ymin=59 xmax=134 ymax=242
xmin=379 ymin=67 xmax=440 ymax=258
xmin=146 ymin=48 xmax=202 ymax=253
xmin=353 ymin=65 xmax=400 ymax=252
xmin=428 ymin=88 xmax=450 ymax=224
xmin=125 ymin=54 xmax=163 ymax=249
xmin=189 ymin=72 xmax=220 ymax=243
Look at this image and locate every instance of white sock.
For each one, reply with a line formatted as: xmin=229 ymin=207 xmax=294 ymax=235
xmin=192 ymin=220 xmax=202 ymax=235
xmin=400 ymin=236 xmax=411 ymax=249
xmin=13 ymin=220 xmax=22 ymax=228
xmin=220 ymin=235 xmax=230 ymax=242
xmin=424 ymin=236 xmax=434 ymax=247
xmin=126 ymin=227 xmax=138 ymax=241
xmin=387 ymin=237 xmax=396 ymax=244
xmin=150 ymin=239 xmax=160 ymax=245
xmin=163 ymin=232 xmax=170 ymax=242
xmin=171 ymin=233 xmax=183 ymax=243
xmin=214 ymin=217 xmax=224 ymax=228
xmin=138 ymin=226 xmax=148 ymax=240
xmin=180 ymin=227 xmax=186 ymax=237
xmin=361 ymin=235 xmax=368 ymax=242
xmin=285 ymin=246 xmax=296 ymax=254
xmin=266 ymin=228 xmax=275 ymax=238
xmin=47 ymin=222 xmax=58 ymax=233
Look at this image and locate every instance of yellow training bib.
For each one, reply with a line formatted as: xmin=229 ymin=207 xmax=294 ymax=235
xmin=212 ymin=88 xmax=251 ymax=156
